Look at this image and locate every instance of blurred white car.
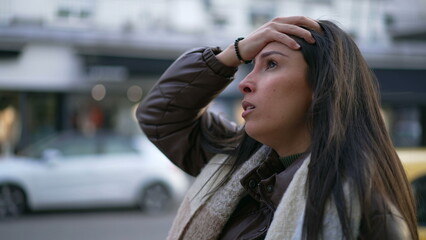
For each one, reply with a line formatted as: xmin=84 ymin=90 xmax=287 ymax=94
xmin=0 ymin=131 xmax=190 ymax=218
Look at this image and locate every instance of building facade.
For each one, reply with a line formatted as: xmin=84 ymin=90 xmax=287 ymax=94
xmin=0 ymin=0 xmax=425 ymax=155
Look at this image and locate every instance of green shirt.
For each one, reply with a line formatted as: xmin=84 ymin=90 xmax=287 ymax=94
xmin=279 ymin=153 xmax=303 ymax=169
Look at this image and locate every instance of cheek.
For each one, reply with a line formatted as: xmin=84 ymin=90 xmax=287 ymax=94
xmin=271 ymin=81 xmax=312 ymax=122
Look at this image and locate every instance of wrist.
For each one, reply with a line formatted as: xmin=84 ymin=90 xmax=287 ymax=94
xmin=216 ymin=44 xmax=241 ymax=68
xmin=234 ymin=37 xmax=252 ymax=64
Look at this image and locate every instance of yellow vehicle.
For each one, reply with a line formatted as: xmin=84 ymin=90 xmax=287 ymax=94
xmin=399 ymin=148 xmax=426 ymax=240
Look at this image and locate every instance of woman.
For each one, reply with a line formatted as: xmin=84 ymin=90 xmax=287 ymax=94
xmin=137 ymin=16 xmax=418 ymax=239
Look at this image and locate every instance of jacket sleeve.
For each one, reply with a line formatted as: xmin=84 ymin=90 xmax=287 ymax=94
xmin=358 ymin=212 xmax=412 ymax=240
xmin=136 ymin=47 xmax=241 ymax=176
xmin=358 ymin=194 xmax=413 ymax=240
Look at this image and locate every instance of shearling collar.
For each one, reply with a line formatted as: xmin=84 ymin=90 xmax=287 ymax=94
xmin=240 ymin=150 xmax=307 ymax=209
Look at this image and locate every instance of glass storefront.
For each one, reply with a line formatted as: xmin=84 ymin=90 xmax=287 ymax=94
xmin=1 ymin=83 xmax=425 ymax=156
xmin=383 ymin=105 xmax=426 ymax=148
xmin=0 ymin=92 xmax=20 ymax=156
xmin=0 ymin=87 xmax=143 ymax=156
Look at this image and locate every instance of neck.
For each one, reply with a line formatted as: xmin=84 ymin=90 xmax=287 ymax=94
xmin=271 ymin=127 xmax=311 ymax=157
xmin=279 ymin=152 xmax=304 ymax=169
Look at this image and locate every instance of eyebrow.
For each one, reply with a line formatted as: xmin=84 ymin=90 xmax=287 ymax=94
xmin=253 ymin=51 xmax=289 ymax=65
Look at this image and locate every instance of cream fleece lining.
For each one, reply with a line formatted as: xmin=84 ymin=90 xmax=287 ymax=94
xmin=167 ymin=146 xmax=361 ymax=240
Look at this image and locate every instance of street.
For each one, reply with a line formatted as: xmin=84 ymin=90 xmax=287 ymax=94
xmin=0 ymin=208 xmax=176 ymax=240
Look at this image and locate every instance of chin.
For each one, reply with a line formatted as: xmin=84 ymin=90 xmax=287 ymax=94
xmin=244 ymin=126 xmax=264 ymax=144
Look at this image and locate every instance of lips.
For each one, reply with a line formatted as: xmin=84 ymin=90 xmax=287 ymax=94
xmin=242 ymin=101 xmax=255 ymax=118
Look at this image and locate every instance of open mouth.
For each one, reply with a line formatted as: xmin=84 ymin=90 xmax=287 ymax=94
xmin=242 ymin=101 xmax=256 ymax=111
xmin=242 ymin=101 xmax=256 ymax=118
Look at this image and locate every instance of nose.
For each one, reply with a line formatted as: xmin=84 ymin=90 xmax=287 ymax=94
xmin=238 ymin=76 xmax=255 ymax=94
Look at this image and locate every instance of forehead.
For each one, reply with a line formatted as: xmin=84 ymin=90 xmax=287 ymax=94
xmin=256 ymin=42 xmax=300 ymax=59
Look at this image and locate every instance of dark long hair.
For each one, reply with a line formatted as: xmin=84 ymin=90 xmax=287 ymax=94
xmin=207 ymin=20 xmax=417 ymax=239
xmin=296 ymin=20 xmax=417 ymax=239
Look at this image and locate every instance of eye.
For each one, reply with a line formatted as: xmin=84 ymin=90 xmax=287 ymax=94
xmin=266 ymin=60 xmax=277 ymax=70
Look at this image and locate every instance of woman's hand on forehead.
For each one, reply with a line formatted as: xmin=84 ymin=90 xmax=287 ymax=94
xmin=274 ymin=16 xmax=322 ymax=37
xmin=241 ymin=16 xmax=320 ymax=59
xmin=217 ymin=16 xmax=320 ymax=68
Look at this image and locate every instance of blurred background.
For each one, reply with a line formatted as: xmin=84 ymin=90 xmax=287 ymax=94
xmin=0 ymin=0 xmax=425 ymax=239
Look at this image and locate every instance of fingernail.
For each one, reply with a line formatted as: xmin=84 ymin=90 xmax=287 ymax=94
xmin=294 ymin=43 xmax=301 ymax=49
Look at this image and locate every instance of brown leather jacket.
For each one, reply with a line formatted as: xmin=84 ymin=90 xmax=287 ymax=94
xmin=136 ymin=47 xmax=412 ymax=240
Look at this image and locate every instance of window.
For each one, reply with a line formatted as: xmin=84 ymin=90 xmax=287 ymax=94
xmin=412 ymin=175 xmax=426 ymax=225
xmin=102 ymin=136 xmax=138 ymax=154
xmin=55 ymin=0 xmax=95 ymax=22
xmin=52 ymin=136 xmax=97 ymax=157
xmin=304 ymin=0 xmax=332 ymax=4
xmin=389 ymin=107 xmax=423 ymax=147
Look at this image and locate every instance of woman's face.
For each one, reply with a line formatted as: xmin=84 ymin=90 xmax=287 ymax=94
xmin=239 ymin=42 xmax=312 ymax=155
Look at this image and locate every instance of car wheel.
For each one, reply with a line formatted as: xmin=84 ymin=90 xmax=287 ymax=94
xmin=0 ymin=184 xmax=27 ymax=219
xmin=139 ymin=183 xmax=171 ymax=214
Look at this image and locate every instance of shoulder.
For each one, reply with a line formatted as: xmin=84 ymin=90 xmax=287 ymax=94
xmin=358 ymin=194 xmax=412 ymax=240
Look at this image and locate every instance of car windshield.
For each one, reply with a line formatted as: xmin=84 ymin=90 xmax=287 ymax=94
xmin=19 ymin=131 xmax=139 ymax=159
